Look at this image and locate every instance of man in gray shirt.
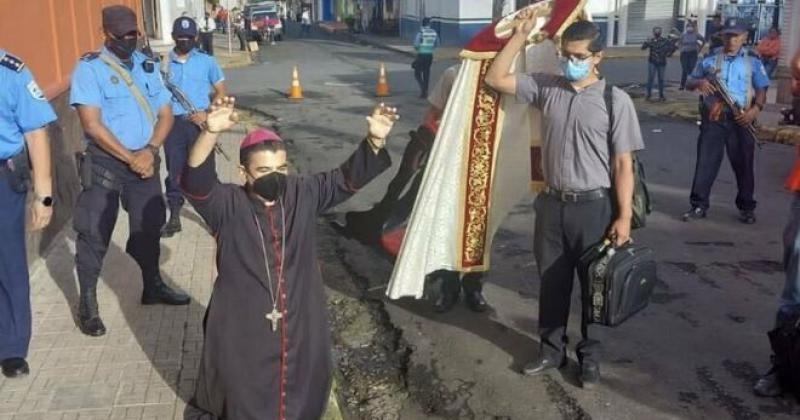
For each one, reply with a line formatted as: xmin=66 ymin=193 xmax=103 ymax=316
xmin=486 ymin=14 xmax=645 ymax=388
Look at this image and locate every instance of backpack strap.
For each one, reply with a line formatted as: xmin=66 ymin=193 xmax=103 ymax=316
xmin=604 ymin=83 xmax=614 ymax=142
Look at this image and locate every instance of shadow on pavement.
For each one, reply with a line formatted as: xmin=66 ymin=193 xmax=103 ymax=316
xmin=45 ymin=228 xmax=205 ymax=407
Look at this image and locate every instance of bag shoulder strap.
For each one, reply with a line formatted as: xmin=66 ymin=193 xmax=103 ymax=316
xmin=99 ymin=53 xmax=155 ymax=124
xmin=744 ymin=51 xmax=753 ymax=106
xmin=604 ymin=83 xmax=614 ymax=142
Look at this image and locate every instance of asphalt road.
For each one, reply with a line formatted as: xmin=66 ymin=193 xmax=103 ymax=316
xmin=224 ymin=30 xmax=799 ymax=420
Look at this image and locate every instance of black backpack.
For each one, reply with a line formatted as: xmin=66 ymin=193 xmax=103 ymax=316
xmin=603 ymin=85 xmax=652 ymax=229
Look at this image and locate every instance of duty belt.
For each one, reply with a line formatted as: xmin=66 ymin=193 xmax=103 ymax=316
xmin=544 ymin=187 xmax=608 ymax=203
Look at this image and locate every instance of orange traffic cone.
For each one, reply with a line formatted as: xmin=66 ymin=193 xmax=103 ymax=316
xmin=376 ymin=62 xmax=390 ymax=97
xmin=288 ymin=65 xmax=304 ymax=100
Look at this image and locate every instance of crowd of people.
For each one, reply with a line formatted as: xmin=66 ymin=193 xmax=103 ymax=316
xmin=641 ymin=14 xmax=783 ymax=102
xmin=1 ymin=3 xmax=800 ymax=419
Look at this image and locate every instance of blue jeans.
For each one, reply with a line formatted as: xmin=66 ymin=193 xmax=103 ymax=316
xmin=647 ymin=62 xmax=666 ymax=99
xmin=781 ymin=194 xmax=800 ymax=312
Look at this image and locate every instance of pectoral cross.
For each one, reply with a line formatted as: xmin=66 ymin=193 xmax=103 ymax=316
xmin=266 ymin=308 xmax=283 ymax=332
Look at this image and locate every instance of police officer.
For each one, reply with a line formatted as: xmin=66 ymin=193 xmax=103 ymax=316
xmin=161 ymin=16 xmax=226 ymax=237
xmin=683 ymin=18 xmax=770 ymax=224
xmin=0 ymin=50 xmax=56 ymax=378
xmin=69 ymin=5 xmax=189 ymax=337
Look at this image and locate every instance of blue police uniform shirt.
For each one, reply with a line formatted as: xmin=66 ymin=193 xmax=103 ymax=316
xmin=0 ymin=50 xmax=57 ymax=160
xmin=167 ymin=48 xmax=225 ymax=116
xmin=70 ymin=47 xmax=172 ymax=150
xmin=691 ymin=48 xmax=771 ymax=108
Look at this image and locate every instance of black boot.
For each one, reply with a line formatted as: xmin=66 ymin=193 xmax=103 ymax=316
xmin=161 ymin=208 xmax=182 ymax=238
xmin=142 ymin=276 xmax=190 ymax=305
xmin=78 ymin=288 xmax=106 ymax=337
xmin=433 ymin=270 xmax=460 ymax=314
xmin=462 ymin=273 xmax=488 ymax=313
xmin=1 ymin=358 xmax=30 ymax=378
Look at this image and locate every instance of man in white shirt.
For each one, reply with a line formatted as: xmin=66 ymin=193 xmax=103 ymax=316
xmin=200 ymin=12 xmax=217 ymax=55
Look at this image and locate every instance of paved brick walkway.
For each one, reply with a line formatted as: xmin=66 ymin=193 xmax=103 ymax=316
xmin=0 ymin=129 xmax=244 ymax=420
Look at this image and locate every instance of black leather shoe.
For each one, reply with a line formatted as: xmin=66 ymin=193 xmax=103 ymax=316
xmin=739 ymin=210 xmax=756 ymax=225
xmin=522 ymin=352 xmax=567 ymax=376
xmin=142 ymin=280 xmax=190 ymax=306
xmin=1 ymin=358 xmax=30 ymax=378
xmin=78 ymin=288 xmax=106 ymax=337
xmin=464 ymin=290 xmax=488 ymax=313
xmin=161 ymin=210 xmax=182 ymax=238
xmin=580 ymin=360 xmax=601 ymax=389
xmin=682 ymin=206 xmax=707 ymax=222
xmin=434 ymin=291 xmax=459 ymax=314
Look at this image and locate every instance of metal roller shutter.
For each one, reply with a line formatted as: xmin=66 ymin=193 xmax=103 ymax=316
xmin=627 ymin=0 xmax=678 ymax=44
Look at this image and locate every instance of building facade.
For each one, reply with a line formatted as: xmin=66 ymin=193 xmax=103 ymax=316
xmin=397 ymin=0 xmax=789 ymax=48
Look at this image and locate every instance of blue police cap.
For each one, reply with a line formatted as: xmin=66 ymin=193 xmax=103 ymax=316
xmin=172 ymin=17 xmax=198 ymax=37
xmin=721 ymin=17 xmax=748 ymax=35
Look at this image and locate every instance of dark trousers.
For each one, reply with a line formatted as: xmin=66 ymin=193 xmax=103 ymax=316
xmin=236 ymin=28 xmax=247 ymax=51
xmin=414 ymin=54 xmax=433 ymax=96
xmin=200 ymin=32 xmax=214 ymax=56
xmin=534 ymin=192 xmax=612 ymax=362
xmin=647 ymin=62 xmax=666 ymax=99
xmin=164 ymin=117 xmax=201 ymax=211
xmin=763 ymin=58 xmax=778 ymax=79
xmin=794 ymin=98 xmax=800 ymax=125
xmin=680 ymin=51 xmax=698 ymax=89
xmin=435 ymin=270 xmax=483 ymax=295
xmin=689 ymin=117 xmax=757 ymax=212
xmin=0 ymin=170 xmax=31 ymax=360
xmin=74 ymin=146 xmax=166 ymax=293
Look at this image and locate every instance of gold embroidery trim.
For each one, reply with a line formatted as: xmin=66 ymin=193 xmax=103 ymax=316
xmin=461 ymin=59 xmax=501 ymax=267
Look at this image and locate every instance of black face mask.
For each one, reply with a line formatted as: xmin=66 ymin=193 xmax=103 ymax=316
xmin=251 ymin=172 xmax=287 ymax=202
xmin=108 ymin=36 xmax=138 ymax=60
xmin=174 ymin=39 xmax=196 ymax=55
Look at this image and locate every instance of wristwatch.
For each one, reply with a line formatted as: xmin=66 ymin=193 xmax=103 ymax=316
xmin=146 ymin=144 xmax=160 ymax=156
xmin=35 ymin=194 xmax=53 ymax=207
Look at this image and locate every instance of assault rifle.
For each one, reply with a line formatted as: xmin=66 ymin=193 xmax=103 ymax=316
xmin=140 ymin=17 xmax=230 ymax=161
xmin=707 ymin=67 xmax=762 ymax=146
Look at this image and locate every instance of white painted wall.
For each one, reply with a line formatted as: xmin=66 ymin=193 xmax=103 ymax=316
xmin=459 ymin=0 xmax=492 ymax=20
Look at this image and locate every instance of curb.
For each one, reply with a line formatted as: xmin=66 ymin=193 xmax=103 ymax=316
xmin=630 ymin=94 xmax=800 ymax=146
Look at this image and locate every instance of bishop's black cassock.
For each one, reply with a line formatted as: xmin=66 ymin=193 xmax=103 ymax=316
xmin=182 ymin=140 xmax=390 ymax=419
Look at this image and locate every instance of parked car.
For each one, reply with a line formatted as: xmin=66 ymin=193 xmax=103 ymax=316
xmin=250 ymin=10 xmax=283 ymax=43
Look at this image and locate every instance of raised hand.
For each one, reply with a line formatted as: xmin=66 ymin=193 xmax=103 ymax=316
xmin=366 ymin=103 xmax=399 ymax=147
xmin=513 ymin=8 xmax=540 ymax=38
xmin=206 ymin=97 xmax=240 ymax=134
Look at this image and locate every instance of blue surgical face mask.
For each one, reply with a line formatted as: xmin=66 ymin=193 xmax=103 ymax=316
xmin=560 ymin=57 xmax=592 ymax=82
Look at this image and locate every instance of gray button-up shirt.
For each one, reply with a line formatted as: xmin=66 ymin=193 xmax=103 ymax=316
xmin=516 ymin=74 xmax=645 ymax=191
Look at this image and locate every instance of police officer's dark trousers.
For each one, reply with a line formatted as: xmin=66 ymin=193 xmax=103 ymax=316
xmin=164 ymin=116 xmax=201 ymax=212
xmin=0 ymin=165 xmax=31 ymax=360
xmin=689 ymin=114 xmax=757 ymax=212
xmin=534 ymin=191 xmax=612 ymax=364
xmin=74 ymin=145 xmax=166 ymax=294
xmin=414 ymin=54 xmax=433 ymax=96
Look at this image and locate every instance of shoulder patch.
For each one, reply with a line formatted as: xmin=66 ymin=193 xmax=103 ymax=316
xmin=80 ymin=52 xmax=100 ymax=61
xmin=0 ymin=53 xmax=25 ymax=72
xmin=27 ymin=80 xmax=46 ymax=101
